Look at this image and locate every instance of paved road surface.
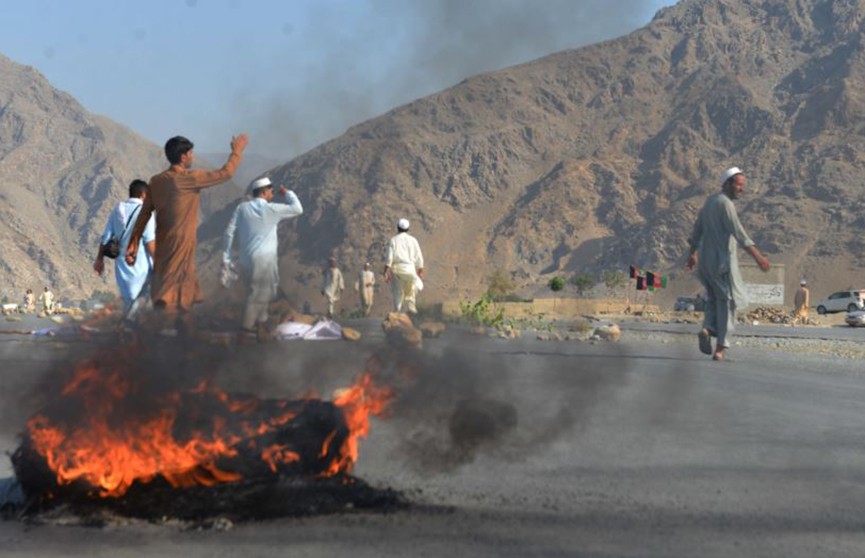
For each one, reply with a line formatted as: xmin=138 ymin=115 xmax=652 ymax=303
xmin=2 ymin=325 xmax=865 ymax=557
xmin=619 ymin=319 xmax=865 ymax=342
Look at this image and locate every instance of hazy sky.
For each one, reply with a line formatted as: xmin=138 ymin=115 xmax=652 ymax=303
xmin=1 ymin=0 xmax=674 ymax=161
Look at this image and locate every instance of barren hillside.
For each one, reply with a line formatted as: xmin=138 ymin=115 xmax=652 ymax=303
xmin=0 ymin=54 xmax=243 ymax=300
xmin=202 ymin=0 xmax=865 ymax=308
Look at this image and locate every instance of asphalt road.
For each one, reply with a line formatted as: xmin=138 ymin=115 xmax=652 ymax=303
xmin=620 ymin=318 xmax=865 ymax=341
xmin=2 ymin=324 xmax=865 ymax=557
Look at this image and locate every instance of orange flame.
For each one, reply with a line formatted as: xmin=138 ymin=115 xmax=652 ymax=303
xmin=25 ymin=355 xmax=394 ymax=498
xmin=322 ymin=372 xmax=394 ymax=476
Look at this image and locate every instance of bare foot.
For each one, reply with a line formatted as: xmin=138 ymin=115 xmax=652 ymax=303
xmin=712 ymin=349 xmax=725 ymax=361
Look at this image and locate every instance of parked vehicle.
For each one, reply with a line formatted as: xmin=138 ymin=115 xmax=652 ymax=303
xmin=815 ymin=290 xmax=865 ymax=315
xmin=674 ymin=296 xmax=704 ymax=312
xmin=846 ymin=310 xmax=865 ymax=327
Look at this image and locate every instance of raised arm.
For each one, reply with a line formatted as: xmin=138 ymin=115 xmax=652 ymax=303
xmin=271 ymin=187 xmax=303 ymax=220
xmin=182 ymin=134 xmax=249 ymax=191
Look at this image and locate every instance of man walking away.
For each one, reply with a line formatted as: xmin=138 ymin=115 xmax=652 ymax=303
xmin=38 ymin=287 xmax=55 ymax=315
xmin=126 ymin=133 xmax=248 ymax=339
xmin=793 ymin=279 xmax=810 ymax=325
xmin=384 ymin=218 xmax=424 ymax=314
xmin=94 ymin=179 xmax=156 ymax=325
xmin=23 ymin=289 xmax=35 ymax=313
xmin=686 ymin=167 xmax=771 ymax=361
xmin=356 ymin=262 xmax=376 ymax=316
xmin=322 ymin=257 xmax=345 ymax=318
xmin=223 ymin=177 xmax=303 ymax=342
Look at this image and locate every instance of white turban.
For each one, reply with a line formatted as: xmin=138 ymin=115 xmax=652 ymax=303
xmin=248 ymin=177 xmax=272 ymax=195
xmin=720 ymin=167 xmax=743 ymax=185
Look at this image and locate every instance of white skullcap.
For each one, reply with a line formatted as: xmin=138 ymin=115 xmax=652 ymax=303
xmin=248 ymin=177 xmax=272 ymax=194
xmin=800 ymin=278 xmax=807 ymax=285
xmin=398 ymin=218 xmax=410 ymax=231
xmin=720 ymin=167 xmax=743 ymax=184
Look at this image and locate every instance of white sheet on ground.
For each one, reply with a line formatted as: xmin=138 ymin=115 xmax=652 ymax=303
xmin=274 ymin=319 xmax=343 ymax=340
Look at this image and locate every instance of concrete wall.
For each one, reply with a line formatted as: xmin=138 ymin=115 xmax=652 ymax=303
xmin=442 ymin=298 xmax=660 ymax=319
xmin=740 ymin=262 xmax=785 ymax=308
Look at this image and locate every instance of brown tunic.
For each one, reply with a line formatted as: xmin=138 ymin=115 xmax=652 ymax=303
xmin=128 ymin=152 xmax=242 ymax=312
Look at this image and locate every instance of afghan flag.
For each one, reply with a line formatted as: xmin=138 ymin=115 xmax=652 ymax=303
xmin=636 ymin=276 xmax=647 ymax=290
xmin=629 ymin=265 xmax=638 ymax=279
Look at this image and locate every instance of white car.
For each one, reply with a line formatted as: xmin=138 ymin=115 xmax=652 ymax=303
xmin=846 ymin=310 xmax=865 ymax=327
xmin=815 ymin=290 xmax=865 ymax=315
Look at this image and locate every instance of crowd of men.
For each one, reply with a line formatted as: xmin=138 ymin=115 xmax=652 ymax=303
xmin=15 ymin=147 xmax=826 ymax=358
xmin=88 ymin=133 xmax=425 ymax=342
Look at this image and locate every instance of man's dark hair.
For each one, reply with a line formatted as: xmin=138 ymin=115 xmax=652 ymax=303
xmin=164 ymin=136 xmax=194 ymax=165
xmin=128 ymin=179 xmax=148 ymax=198
xmin=252 ymin=185 xmax=272 ymax=198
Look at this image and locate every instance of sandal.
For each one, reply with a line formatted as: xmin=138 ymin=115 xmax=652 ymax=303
xmin=698 ymin=329 xmax=713 ymax=355
xmin=712 ymin=350 xmax=725 ymax=361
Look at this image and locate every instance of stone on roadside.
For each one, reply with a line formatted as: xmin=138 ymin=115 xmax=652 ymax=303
xmin=419 ymin=322 xmax=446 ymax=338
xmin=342 ymin=326 xmax=361 ymax=341
xmin=382 ymin=312 xmax=422 ymax=349
xmin=594 ymin=323 xmax=621 ymax=341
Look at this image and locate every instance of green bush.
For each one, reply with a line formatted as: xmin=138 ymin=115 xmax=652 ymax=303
xmin=570 ymin=272 xmax=595 ymax=296
xmin=548 ymin=276 xmax=566 ymax=292
xmin=459 ymin=294 xmax=505 ymax=328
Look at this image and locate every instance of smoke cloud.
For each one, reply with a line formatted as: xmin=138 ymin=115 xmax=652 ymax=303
xmin=225 ymin=0 xmax=664 ymax=161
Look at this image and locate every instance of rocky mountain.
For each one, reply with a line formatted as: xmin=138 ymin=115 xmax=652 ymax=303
xmin=0 ymin=54 xmax=242 ymax=301
xmin=201 ymin=0 xmax=865 ymax=308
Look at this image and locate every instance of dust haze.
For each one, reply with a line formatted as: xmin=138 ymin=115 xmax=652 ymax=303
xmin=228 ymin=0 xmax=663 ymax=161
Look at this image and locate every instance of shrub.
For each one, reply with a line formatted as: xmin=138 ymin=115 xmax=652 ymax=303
xmin=548 ymin=276 xmax=566 ymax=292
xmin=571 ymin=273 xmax=595 ymax=296
xmin=486 ymin=270 xmax=515 ymax=301
xmin=459 ymin=294 xmax=504 ymax=328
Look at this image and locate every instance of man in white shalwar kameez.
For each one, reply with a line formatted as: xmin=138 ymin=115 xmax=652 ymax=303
xmin=686 ymin=167 xmax=771 ymax=361
xmin=94 ymin=180 xmax=156 ymax=322
xmin=223 ymin=177 xmax=303 ymax=340
xmin=322 ymin=257 xmax=345 ymax=318
xmin=356 ymin=262 xmax=376 ymax=316
xmin=384 ymin=218 xmax=424 ymax=314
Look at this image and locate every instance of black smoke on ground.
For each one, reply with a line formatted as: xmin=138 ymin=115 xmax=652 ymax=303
xmin=329 ymin=338 xmax=635 ymax=474
xmin=1 ymin=325 xmax=688 ymax=480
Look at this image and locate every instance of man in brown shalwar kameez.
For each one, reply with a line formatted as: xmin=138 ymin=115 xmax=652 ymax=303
xmin=126 ymin=134 xmax=248 ymax=337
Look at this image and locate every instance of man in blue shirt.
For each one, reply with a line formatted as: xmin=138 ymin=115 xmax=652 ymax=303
xmin=223 ymin=177 xmax=303 ymax=341
xmin=94 ymin=180 xmax=156 ymax=323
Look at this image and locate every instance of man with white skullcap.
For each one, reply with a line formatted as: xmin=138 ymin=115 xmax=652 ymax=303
xmin=223 ymin=177 xmax=303 ymax=342
xmin=321 ymin=256 xmax=345 ymax=318
xmin=356 ymin=262 xmax=376 ymax=316
xmin=686 ymin=167 xmax=771 ymax=361
xmin=384 ymin=218 xmax=424 ymax=314
xmin=793 ymin=278 xmax=810 ymax=325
